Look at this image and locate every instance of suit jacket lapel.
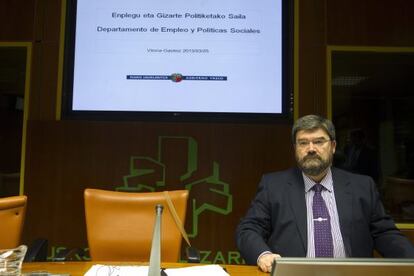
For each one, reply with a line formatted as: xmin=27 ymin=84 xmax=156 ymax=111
xmin=288 ymin=168 xmax=308 ymax=255
xmin=332 ymin=168 xmax=353 ymax=256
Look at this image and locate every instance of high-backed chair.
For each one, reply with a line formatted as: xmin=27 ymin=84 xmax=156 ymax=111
xmin=84 ymin=189 xmax=189 ymax=261
xmin=0 ymin=195 xmax=27 ymax=249
xmin=385 ymin=176 xmax=414 ymax=218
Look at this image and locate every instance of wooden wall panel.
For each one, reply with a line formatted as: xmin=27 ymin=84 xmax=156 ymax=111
xmin=0 ymin=0 xmax=36 ymax=41
xmin=33 ymin=0 xmax=62 ymax=42
xmin=23 ymin=120 xmax=294 ymax=261
xmin=29 ymin=41 xmax=60 ymax=120
xmin=298 ymin=0 xmax=328 ymax=117
xmin=327 ymin=0 xmax=414 ymax=46
xmin=28 ymin=0 xmax=62 ymax=120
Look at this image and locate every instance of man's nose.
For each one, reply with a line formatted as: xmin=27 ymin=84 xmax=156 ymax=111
xmin=307 ymin=142 xmax=317 ymax=151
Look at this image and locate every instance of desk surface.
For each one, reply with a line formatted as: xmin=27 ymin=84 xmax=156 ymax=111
xmin=23 ymin=262 xmax=267 ymax=276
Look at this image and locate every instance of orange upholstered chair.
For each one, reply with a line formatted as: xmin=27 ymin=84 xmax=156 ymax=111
xmin=0 ymin=195 xmax=27 ymax=249
xmin=84 ymin=189 xmax=189 ymax=261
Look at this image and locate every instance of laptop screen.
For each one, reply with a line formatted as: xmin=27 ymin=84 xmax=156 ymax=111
xmin=271 ymin=258 xmax=414 ymax=276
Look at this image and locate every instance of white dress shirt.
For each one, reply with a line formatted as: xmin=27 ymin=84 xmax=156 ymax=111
xmin=303 ymin=168 xmax=346 ymax=257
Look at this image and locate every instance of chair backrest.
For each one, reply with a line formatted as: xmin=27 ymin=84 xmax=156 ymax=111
xmin=386 ymin=176 xmax=414 ymax=215
xmin=84 ymin=189 xmax=189 ymax=261
xmin=0 ymin=195 xmax=27 ymax=249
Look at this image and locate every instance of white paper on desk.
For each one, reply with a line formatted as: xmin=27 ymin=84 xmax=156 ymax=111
xmin=84 ymin=264 xmax=149 ymax=276
xmin=165 ymin=265 xmax=229 ymax=276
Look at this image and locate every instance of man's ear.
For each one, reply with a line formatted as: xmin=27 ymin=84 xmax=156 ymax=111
xmin=331 ymin=140 xmax=337 ymax=154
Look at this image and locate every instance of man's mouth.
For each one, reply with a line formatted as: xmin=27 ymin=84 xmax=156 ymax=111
xmin=303 ymin=154 xmax=321 ymax=162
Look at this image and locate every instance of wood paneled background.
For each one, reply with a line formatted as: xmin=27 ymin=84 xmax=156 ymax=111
xmin=1 ymin=0 xmax=413 ymax=262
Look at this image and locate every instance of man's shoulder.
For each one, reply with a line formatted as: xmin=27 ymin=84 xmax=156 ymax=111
xmin=332 ymin=167 xmax=373 ymax=181
xmin=331 ymin=167 xmax=376 ymax=192
xmin=256 ymin=167 xmax=302 ymax=193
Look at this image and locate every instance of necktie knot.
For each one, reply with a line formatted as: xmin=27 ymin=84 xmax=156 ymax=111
xmin=313 ymin=183 xmax=324 ymax=193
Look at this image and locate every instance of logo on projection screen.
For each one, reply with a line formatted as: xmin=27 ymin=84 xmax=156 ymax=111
xmin=126 ymin=73 xmax=227 ymax=83
xmin=115 ymin=136 xmax=233 ymax=238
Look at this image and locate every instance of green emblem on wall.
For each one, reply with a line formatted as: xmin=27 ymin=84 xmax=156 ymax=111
xmin=115 ymin=136 xmax=233 ymax=237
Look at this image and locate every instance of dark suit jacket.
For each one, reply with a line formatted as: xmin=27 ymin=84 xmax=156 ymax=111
xmin=236 ymin=167 xmax=414 ymax=265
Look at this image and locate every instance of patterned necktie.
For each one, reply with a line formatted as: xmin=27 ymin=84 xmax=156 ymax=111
xmin=312 ymin=183 xmax=334 ymax=257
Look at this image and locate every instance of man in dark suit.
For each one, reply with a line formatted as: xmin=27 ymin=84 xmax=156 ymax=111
xmin=236 ymin=115 xmax=414 ymax=273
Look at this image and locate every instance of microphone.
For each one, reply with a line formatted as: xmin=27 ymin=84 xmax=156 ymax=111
xmin=148 ymin=204 xmax=163 ymax=276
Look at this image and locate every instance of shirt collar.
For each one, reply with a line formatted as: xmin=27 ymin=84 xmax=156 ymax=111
xmin=303 ymin=167 xmax=333 ymax=193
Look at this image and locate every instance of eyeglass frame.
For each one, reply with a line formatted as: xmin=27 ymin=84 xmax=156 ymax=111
xmin=295 ymin=138 xmax=332 ymax=149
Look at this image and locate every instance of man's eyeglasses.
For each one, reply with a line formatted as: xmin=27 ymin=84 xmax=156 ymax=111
xmin=296 ymin=138 xmax=331 ymax=148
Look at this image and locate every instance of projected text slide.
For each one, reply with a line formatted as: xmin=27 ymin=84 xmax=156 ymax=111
xmin=72 ymin=0 xmax=283 ymax=114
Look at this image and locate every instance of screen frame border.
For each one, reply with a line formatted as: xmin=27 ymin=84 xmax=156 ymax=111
xmin=61 ymin=0 xmax=294 ymax=123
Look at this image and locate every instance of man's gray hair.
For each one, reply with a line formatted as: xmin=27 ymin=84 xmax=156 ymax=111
xmin=292 ymin=114 xmax=336 ymax=144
